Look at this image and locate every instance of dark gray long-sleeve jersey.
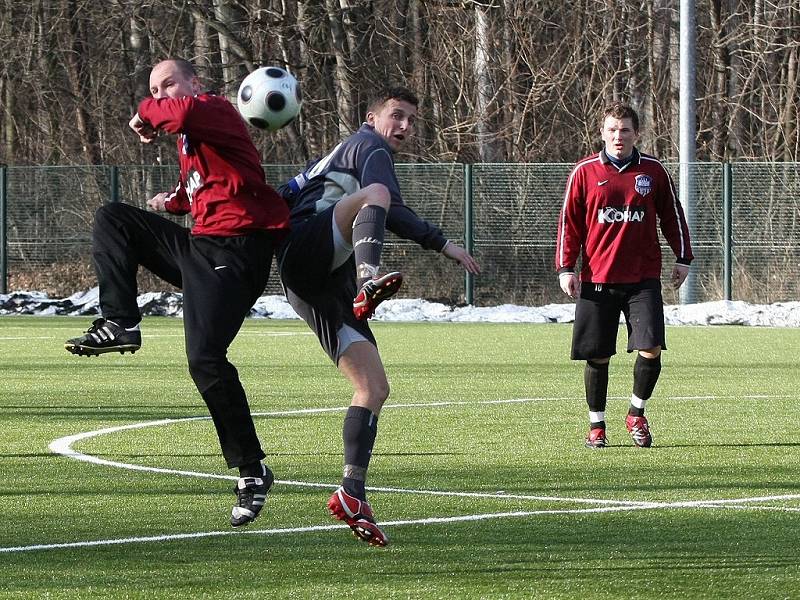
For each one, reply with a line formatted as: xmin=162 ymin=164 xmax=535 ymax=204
xmin=280 ymin=123 xmax=448 ymax=252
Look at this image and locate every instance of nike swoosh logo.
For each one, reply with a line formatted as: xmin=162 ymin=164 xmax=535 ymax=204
xmin=598 ymin=180 xmax=609 ymax=186
xmin=214 ymin=265 xmax=229 ymax=271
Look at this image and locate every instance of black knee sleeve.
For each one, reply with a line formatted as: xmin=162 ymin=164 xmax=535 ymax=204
xmin=584 ymin=360 xmax=609 ymax=412
xmin=633 ymin=354 xmax=662 ymax=400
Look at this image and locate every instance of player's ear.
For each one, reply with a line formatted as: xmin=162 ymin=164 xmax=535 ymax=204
xmin=365 ymin=111 xmax=376 ymax=125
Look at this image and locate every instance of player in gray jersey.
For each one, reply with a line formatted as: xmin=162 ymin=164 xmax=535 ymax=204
xmin=277 ymin=86 xmax=480 ymax=546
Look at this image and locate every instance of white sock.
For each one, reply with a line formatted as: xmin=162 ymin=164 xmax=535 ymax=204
xmin=630 ymin=394 xmax=647 ymax=410
xmin=589 ymin=411 xmax=605 ymax=424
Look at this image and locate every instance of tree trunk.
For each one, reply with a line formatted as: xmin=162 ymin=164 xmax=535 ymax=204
xmin=474 ymin=2 xmax=495 ymax=162
xmin=60 ymin=0 xmax=101 ymax=164
xmin=324 ymin=0 xmax=356 ymax=136
xmin=708 ymin=0 xmax=730 ymax=160
xmin=212 ymin=0 xmax=250 ymax=95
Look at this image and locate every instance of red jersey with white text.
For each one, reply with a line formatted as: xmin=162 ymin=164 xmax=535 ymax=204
xmin=555 ymin=149 xmax=693 ymax=283
xmin=137 ymin=93 xmax=290 ymax=237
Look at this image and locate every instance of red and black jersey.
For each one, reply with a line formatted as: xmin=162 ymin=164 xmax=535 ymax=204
xmin=137 ymin=93 xmax=290 ymax=237
xmin=555 ymin=149 xmax=693 ymax=284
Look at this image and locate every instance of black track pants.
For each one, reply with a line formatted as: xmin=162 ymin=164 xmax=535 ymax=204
xmin=92 ymin=202 xmax=276 ymax=467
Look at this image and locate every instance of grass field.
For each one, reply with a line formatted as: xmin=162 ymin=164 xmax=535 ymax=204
xmin=1 ymin=315 xmax=799 ymax=599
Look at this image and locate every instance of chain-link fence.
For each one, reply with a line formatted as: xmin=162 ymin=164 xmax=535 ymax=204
xmin=2 ymin=163 xmax=798 ymax=305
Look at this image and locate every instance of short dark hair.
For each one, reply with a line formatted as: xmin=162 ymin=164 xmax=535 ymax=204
xmin=156 ymin=58 xmax=197 ymax=79
xmin=367 ymin=86 xmax=419 ymax=114
xmin=602 ymin=101 xmax=639 ymax=131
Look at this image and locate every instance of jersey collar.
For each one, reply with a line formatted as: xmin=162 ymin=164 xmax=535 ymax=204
xmin=599 ymin=147 xmax=641 ymax=172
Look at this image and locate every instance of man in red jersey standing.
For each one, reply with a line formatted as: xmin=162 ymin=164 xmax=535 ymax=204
xmin=555 ymin=102 xmax=693 ymax=449
xmin=65 ymin=59 xmax=290 ymax=527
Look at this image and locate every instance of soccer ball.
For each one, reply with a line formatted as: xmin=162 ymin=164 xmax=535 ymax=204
xmin=236 ymin=66 xmax=302 ymax=131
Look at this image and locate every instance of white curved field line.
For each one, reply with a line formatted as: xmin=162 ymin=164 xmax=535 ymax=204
xmin=2 ymin=396 xmax=793 ymax=555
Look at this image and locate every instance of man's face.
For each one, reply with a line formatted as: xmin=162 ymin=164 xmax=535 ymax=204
xmin=149 ymin=61 xmax=199 ymax=99
xmin=366 ymin=99 xmax=417 ymax=152
xmin=601 ymin=116 xmax=638 ymax=159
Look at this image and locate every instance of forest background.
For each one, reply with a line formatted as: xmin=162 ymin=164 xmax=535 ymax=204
xmin=1 ymin=0 xmax=798 ymax=167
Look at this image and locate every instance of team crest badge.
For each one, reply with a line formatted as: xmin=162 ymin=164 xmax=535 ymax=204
xmin=634 ymin=174 xmax=653 ymax=196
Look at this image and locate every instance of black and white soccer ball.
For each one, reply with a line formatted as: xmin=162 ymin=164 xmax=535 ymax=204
xmin=236 ymin=67 xmax=301 ymax=131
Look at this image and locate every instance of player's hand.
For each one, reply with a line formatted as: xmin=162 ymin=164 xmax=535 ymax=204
xmin=559 ymin=272 xmax=579 ymax=298
xmin=147 ymin=192 xmax=169 ymax=212
xmin=671 ymin=264 xmax=690 ymax=289
xmin=129 ymin=112 xmax=157 ymax=143
xmin=442 ymin=242 xmax=481 ymax=274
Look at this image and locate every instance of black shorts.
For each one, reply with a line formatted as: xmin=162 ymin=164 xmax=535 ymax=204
xmin=277 ymin=206 xmax=375 ymax=363
xmin=570 ymin=279 xmax=666 ymax=360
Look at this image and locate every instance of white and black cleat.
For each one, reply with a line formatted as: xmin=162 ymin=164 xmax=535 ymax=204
xmin=231 ymin=467 xmax=274 ymax=528
xmin=65 ymin=318 xmax=141 ymax=356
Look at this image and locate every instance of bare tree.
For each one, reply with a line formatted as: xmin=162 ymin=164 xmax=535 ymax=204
xmin=1 ymin=0 xmax=800 ymax=166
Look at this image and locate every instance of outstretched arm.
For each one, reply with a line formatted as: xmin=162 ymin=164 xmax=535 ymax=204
xmin=441 ymin=241 xmax=481 ymax=274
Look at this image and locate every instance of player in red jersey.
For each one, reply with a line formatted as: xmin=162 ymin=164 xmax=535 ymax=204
xmin=555 ymin=101 xmax=694 ymax=448
xmin=65 ymin=59 xmax=289 ymax=526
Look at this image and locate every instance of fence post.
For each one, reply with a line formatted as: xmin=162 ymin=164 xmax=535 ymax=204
xmin=109 ymin=165 xmax=119 ymax=203
xmin=0 ymin=166 xmax=6 ymax=294
xmin=463 ymin=163 xmax=474 ymax=305
xmin=722 ymin=162 xmax=733 ymax=301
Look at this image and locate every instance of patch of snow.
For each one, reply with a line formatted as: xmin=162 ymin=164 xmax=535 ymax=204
xmin=1 ymin=288 xmax=797 ymax=327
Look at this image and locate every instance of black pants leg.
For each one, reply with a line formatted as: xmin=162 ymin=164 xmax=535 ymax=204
xmin=182 ymin=233 xmax=276 ymax=468
xmin=93 ymin=202 xmax=276 ymax=469
xmin=91 ymin=203 xmax=185 ymax=323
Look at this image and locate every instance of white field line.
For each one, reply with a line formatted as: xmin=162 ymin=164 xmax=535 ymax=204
xmin=715 ymin=504 xmax=800 ymax=513
xmin=39 ymin=397 xmax=800 ymax=555
xmin=48 ymin=400 xmax=645 ymax=507
xmin=49 ymin=397 xmax=800 ymax=509
xmin=0 ymin=503 xmax=702 ymax=555
xmin=6 ymin=496 xmax=800 ymax=554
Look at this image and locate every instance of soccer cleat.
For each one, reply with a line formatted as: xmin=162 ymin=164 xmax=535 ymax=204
xmin=327 ymin=486 xmax=389 ymax=547
xmin=231 ymin=467 xmax=274 ymax=528
xmin=585 ymin=427 xmax=608 ymax=448
xmin=625 ymin=415 xmax=653 ymax=448
xmin=65 ymin=318 xmax=142 ymax=356
xmin=352 ymin=272 xmax=403 ymax=320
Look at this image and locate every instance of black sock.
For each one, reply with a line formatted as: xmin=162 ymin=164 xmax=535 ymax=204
xmin=239 ymin=461 xmax=265 ymax=478
xmin=342 ymin=406 xmax=378 ymax=500
xmin=343 ymin=476 xmax=366 ymax=500
xmin=352 ymin=205 xmax=387 ymax=288
xmin=630 ymin=354 xmax=662 ymax=416
xmin=590 ymin=421 xmax=606 ymax=430
xmin=108 ymin=317 xmax=140 ymax=329
xmin=585 ymin=360 xmax=609 ymax=413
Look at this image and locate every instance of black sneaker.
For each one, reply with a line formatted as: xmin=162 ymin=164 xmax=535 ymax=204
xmin=65 ymin=318 xmax=142 ymax=356
xmin=231 ymin=467 xmax=275 ymax=528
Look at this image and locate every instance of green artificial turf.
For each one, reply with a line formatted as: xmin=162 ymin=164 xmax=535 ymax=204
xmin=0 ymin=316 xmax=798 ymax=599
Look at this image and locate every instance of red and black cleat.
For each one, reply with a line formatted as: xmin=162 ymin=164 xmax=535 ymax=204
xmin=585 ymin=427 xmax=608 ymax=448
xmin=327 ymin=486 xmax=389 ymax=547
xmin=352 ymin=272 xmax=403 ymax=320
xmin=625 ymin=415 xmax=653 ymax=447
